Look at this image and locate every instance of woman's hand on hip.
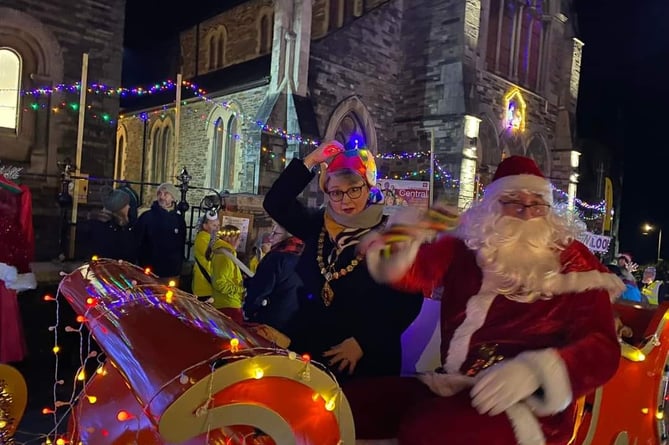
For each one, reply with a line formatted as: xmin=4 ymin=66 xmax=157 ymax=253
xmin=323 ymin=337 xmax=364 ymax=375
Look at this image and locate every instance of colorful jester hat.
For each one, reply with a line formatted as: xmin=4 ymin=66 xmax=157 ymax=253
xmin=318 ymin=141 xmax=378 ymax=193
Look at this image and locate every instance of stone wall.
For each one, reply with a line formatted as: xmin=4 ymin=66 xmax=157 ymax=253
xmin=0 ymin=0 xmax=125 ymax=260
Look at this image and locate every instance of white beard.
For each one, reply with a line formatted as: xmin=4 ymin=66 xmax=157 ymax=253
xmin=475 ymin=216 xmax=562 ymax=302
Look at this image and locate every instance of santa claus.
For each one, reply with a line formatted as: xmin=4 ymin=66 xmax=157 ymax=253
xmin=347 ymin=155 xmax=625 ymax=445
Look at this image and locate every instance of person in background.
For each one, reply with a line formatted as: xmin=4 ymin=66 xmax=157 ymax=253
xmin=211 ymin=225 xmax=246 ymax=324
xmin=616 ymin=253 xmax=638 ymax=285
xmin=87 ymin=186 xmax=137 ymax=263
xmin=606 ymin=264 xmax=645 ymax=304
xmin=249 ymin=233 xmax=272 ymax=273
xmin=640 ymin=266 xmax=666 ymax=306
xmin=136 ymin=183 xmax=186 ymax=286
xmin=116 ymin=181 xmax=140 ymax=224
xmin=191 ymin=210 xmax=220 ymax=302
xmin=258 ymin=140 xmax=423 ymax=382
xmin=244 ymin=224 xmax=305 ymax=331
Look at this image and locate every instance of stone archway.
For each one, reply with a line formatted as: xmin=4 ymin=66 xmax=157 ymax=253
xmin=477 ymin=115 xmax=501 ymax=187
xmin=525 ymin=133 xmax=550 ymax=176
xmin=324 ymin=96 xmax=378 ymax=153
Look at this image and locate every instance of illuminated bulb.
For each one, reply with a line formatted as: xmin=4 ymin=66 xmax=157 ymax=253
xmin=56 ymin=439 xmax=66 ymax=445
xmin=642 ymin=407 xmax=649 ymax=414
xmin=86 ymin=297 xmax=95 ymax=306
xmin=302 ymin=354 xmax=311 ymax=362
xmin=165 ymin=290 xmax=173 ymax=303
xmin=96 ymin=367 xmax=104 ymax=375
xmin=77 ymin=370 xmax=86 ymax=381
xmin=76 ymin=315 xmax=86 ymax=323
xmin=87 ymin=396 xmax=97 ymax=404
xmin=230 ymin=338 xmax=240 ymax=352
xmin=312 ymin=393 xmax=320 ymax=402
xmin=253 ymin=368 xmax=264 ymax=379
xmin=116 ymin=410 xmax=132 ymax=422
xmin=325 ymin=397 xmax=336 ymax=411
xmin=168 ymin=280 xmax=176 ymax=287
xmin=43 ymin=294 xmax=55 ymax=301
xmin=0 ymin=420 xmax=6 ymax=428
xmin=657 ymin=410 xmax=665 ymax=420
xmin=144 ymin=267 xmax=151 ymax=275
xmin=42 ymin=407 xmax=54 ymax=414
xmin=52 ymin=346 xmax=60 ymax=354
xmin=91 ymin=255 xmax=99 ymax=261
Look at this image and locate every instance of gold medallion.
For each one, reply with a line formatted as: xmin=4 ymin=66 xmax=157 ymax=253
xmin=321 ymin=281 xmax=335 ymax=306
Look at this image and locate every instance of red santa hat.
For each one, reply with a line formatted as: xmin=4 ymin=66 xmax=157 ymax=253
xmin=483 ymin=155 xmax=553 ymax=205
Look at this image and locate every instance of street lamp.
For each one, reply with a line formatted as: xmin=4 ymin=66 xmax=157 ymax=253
xmin=642 ymin=223 xmax=663 ymax=264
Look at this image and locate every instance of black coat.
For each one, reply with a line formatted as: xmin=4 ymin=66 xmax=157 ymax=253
xmin=263 ymin=159 xmax=423 ymax=381
xmin=86 ymin=210 xmax=138 ymax=263
xmin=135 ymin=202 xmax=186 ymax=278
xmin=244 ymin=247 xmax=303 ymax=332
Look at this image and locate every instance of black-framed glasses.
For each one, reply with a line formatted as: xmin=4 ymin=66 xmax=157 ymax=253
xmin=499 ymin=200 xmax=551 ymax=217
xmin=327 ymin=185 xmax=365 ymax=202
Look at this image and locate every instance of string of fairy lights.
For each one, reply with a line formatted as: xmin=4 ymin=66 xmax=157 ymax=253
xmin=5 ymin=79 xmax=606 ymax=219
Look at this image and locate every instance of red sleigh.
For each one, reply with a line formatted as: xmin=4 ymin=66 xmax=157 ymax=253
xmin=58 ymin=259 xmax=354 ymax=445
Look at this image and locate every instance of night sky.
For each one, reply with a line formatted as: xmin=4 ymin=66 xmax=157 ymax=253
xmin=124 ymin=0 xmax=669 ymax=263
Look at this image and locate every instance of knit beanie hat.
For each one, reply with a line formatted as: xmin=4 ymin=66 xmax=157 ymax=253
xmin=158 ymin=182 xmax=179 ymax=201
xmin=100 ymin=186 xmax=130 ymax=213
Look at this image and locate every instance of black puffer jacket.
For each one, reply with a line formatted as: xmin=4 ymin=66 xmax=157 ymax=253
xmin=135 ymin=202 xmax=186 ymax=277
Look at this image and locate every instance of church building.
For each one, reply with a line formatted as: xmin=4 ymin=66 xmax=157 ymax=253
xmin=116 ymin=0 xmax=583 ymax=211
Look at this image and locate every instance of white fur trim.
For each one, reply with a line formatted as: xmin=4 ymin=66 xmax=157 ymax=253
xmin=484 ymin=174 xmax=553 ymax=204
xmin=6 ymin=272 xmax=37 ymax=292
xmin=542 ymin=269 xmax=626 ymax=301
xmin=0 ymin=262 xmax=18 ymax=284
xmin=417 ymin=372 xmax=476 ymax=396
xmin=444 ymin=292 xmax=497 ymax=373
xmin=517 ymin=348 xmax=573 ymax=415
xmin=505 ymin=402 xmax=546 ymax=445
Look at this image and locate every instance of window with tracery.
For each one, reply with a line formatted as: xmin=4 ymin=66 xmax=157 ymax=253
xmin=485 ymin=0 xmax=547 ymax=90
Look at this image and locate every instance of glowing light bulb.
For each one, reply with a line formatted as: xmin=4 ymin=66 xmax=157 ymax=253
xmin=77 ymin=370 xmax=86 ymax=381
xmin=642 ymin=407 xmax=649 ymax=414
xmin=168 ymin=280 xmax=176 ymax=287
xmin=96 ymin=367 xmax=104 ymax=375
xmin=87 ymin=396 xmax=97 ymax=404
xmin=0 ymin=420 xmax=6 ymax=428
xmin=43 ymin=294 xmax=55 ymax=301
xmin=230 ymin=338 xmax=240 ymax=352
xmin=52 ymin=346 xmax=60 ymax=354
xmin=42 ymin=407 xmax=54 ymax=414
xmin=86 ymin=297 xmax=96 ymax=306
xmin=312 ymin=393 xmax=320 ymax=402
xmin=253 ymin=368 xmax=264 ymax=379
xmin=165 ymin=290 xmax=174 ymax=303
xmin=76 ymin=315 xmax=86 ymax=323
xmin=56 ymin=438 xmax=66 ymax=445
xmin=657 ymin=410 xmax=665 ymax=420
xmin=144 ymin=267 xmax=151 ymax=275
xmin=302 ymin=354 xmax=311 ymax=362
xmin=116 ymin=410 xmax=132 ymax=422
xmin=91 ymin=255 xmax=99 ymax=261
xmin=325 ymin=397 xmax=336 ymax=411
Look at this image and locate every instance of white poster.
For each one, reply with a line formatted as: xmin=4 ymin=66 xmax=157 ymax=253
xmin=220 ymin=214 xmax=251 ymax=253
xmin=377 ymin=179 xmax=430 ymax=216
xmin=578 ymin=232 xmax=612 ymax=253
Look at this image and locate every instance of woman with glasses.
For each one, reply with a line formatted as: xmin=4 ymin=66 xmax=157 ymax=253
xmin=259 ymin=140 xmax=423 ymax=382
xmin=244 ymin=223 xmax=305 ymax=331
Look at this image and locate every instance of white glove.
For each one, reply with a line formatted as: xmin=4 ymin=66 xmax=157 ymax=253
xmin=470 ymin=359 xmax=540 ymax=416
xmin=0 ymin=262 xmax=18 ymax=284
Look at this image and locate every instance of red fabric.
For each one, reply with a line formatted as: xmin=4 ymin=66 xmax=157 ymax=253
xmin=344 ymin=376 xmax=526 ymax=444
xmin=379 ymin=238 xmax=620 ymax=443
xmin=0 ymin=282 xmax=27 ymax=363
xmin=492 ymin=155 xmax=545 ymax=181
xmin=0 ymin=186 xmax=32 ymax=273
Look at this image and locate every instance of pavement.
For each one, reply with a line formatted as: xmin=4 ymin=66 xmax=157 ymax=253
xmin=9 ymin=263 xmax=92 ymax=444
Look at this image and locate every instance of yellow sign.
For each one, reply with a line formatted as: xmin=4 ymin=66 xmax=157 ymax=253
xmin=503 ymin=88 xmax=526 ymax=132
xmin=603 ymin=177 xmax=613 ymax=232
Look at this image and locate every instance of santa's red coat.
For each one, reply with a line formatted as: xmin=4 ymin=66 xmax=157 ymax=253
xmin=348 ymin=236 xmax=625 ymax=445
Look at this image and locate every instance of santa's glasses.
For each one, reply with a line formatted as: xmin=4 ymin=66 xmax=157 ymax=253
xmin=498 ymin=200 xmax=551 ymax=217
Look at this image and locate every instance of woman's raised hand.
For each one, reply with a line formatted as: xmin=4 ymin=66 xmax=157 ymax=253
xmin=303 ymin=140 xmax=345 ymax=169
